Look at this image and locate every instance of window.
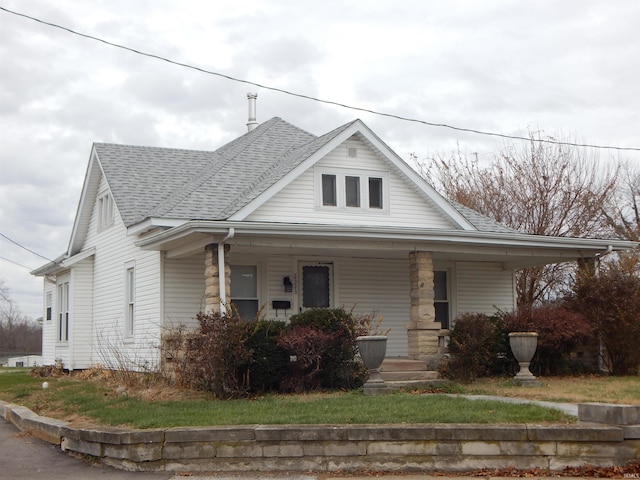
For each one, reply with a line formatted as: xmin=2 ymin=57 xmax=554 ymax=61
xmin=231 ymin=265 xmax=259 ymax=321
xmin=322 ymin=174 xmax=337 ymax=206
xmin=125 ymin=265 xmax=135 ymax=337
xmin=98 ymin=192 xmax=114 ymax=230
xmin=433 ymin=270 xmax=450 ymax=329
xmin=57 ymin=282 xmax=69 ymax=342
xmin=46 ymin=292 xmax=53 ymax=321
xmin=345 ymin=176 xmax=360 ymax=207
xmin=369 ymin=177 xmax=383 ymax=209
xmin=316 ymin=168 xmax=388 ymax=211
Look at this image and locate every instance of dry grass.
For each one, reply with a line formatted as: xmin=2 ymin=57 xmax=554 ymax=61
xmin=464 ymin=375 xmax=640 ymax=405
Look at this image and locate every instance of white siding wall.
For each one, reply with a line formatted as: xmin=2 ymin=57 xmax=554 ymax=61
xmin=81 ymin=176 xmax=162 ymax=370
xmin=337 ymin=257 xmax=410 ymax=357
xmin=246 ymin=138 xmax=455 ymax=229
xmin=163 ymin=253 xmax=205 ymax=330
xmin=41 ymin=280 xmax=57 ymax=365
xmin=266 ymin=255 xmax=295 ymax=320
xmin=455 ymin=262 xmax=516 ymax=317
xmin=70 ymin=258 xmax=94 ymax=369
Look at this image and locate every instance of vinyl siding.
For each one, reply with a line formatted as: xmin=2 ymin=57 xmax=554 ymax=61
xmin=80 ymin=175 xmax=162 ymax=370
xmin=163 ymin=253 xmax=206 ymax=330
xmin=41 ymin=280 xmax=57 ymax=365
xmin=70 ymin=258 xmax=93 ymax=369
xmin=337 ymin=256 xmax=410 ymax=357
xmin=265 ymin=255 xmax=295 ymax=320
xmin=455 ymin=262 xmax=516 ymax=317
xmin=246 ymin=138 xmax=455 ymax=229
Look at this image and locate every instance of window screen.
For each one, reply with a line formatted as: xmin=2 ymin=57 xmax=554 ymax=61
xmin=322 ymin=174 xmax=337 ymax=206
xmin=345 ymin=176 xmax=360 ymax=207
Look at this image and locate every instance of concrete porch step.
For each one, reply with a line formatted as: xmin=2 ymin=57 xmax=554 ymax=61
xmin=380 ymin=357 xmax=439 ymax=383
xmin=381 ymin=370 xmax=439 ymax=381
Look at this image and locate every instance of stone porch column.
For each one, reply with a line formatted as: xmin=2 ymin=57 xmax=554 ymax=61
xmin=407 ymin=251 xmax=440 ymax=360
xmin=204 ymin=244 xmax=231 ymax=314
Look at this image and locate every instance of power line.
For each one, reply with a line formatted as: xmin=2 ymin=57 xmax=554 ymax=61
xmin=0 ymin=232 xmax=53 ymax=262
xmin=0 ymin=256 xmax=37 ymax=271
xmin=2 ymin=5 xmax=639 ymax=153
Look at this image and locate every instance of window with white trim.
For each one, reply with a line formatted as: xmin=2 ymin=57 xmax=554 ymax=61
xmin=321 ymin=174 xmax=337 ymax=206
xmin=316 ymin=168 xmax=389 ymax=211
xmin=98 ymin=192 xmax=114 ymax=230
xmin=57 ymin=282 xmax=69 ymax=342
xmin=125 ymin=263 xmax=135 ymax=338
xmin=231 ymin=265 xmax=259 ymax=321
xmin=434 ymin=270 xmax=450 ymax=329
xmin=46 ymin=292 xmax=53 ymax=321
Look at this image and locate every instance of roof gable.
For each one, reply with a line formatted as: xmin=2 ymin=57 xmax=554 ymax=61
xmin=229 ymin=119 xmax=475 ymax=230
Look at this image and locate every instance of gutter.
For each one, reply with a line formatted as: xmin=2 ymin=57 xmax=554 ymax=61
xmin=218 ymin=228 xmax=235 ymax=315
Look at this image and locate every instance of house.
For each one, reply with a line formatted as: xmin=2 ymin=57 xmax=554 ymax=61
xmin=32 ymin=97 xmax=634 ymax=371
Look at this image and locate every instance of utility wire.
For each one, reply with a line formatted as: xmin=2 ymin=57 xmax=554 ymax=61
xmin=0 ymin=232 xmax=53 ymax=262
xmin=1 ymin=5 xmax=639 ymax=153
xmin=0 ymin=256 xmax=37 ymax=271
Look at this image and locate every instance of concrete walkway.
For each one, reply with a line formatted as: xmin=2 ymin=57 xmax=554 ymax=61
xmin=444 ymin=394 xmax=579 ymax=417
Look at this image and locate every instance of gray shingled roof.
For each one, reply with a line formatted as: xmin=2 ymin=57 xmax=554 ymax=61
xmin=96 ymin=117 xmax=318 ymax=227
xmin=95 ymin=116 xmax=513 ymax=234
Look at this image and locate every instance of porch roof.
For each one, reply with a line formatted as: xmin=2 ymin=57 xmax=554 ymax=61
xmin=134 ymin=220 xmax=637 ymax=268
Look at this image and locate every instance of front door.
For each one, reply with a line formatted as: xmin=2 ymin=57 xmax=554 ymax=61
xmin=298 ymin=262 xmax=333 ymax=312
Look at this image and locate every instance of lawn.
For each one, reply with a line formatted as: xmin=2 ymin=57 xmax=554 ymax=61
xmin=1 ymin=369 xmax=637 ymax=429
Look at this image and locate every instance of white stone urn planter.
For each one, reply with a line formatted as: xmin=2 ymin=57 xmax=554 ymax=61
xmin=508 ymin=332 xmax=539 ymax=386
xmin=356 ymin=335 xmax=388 ymax=395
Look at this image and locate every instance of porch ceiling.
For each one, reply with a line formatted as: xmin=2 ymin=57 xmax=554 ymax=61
xmin=134 ymin=221 xmax=637 ymax=269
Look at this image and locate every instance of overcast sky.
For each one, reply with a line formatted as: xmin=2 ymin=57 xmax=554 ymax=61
xmin=1 ymin=0 xmax=639 ymax=319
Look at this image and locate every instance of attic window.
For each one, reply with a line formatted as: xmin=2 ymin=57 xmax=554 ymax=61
xmin=347 ymin=147 xmax=357 ymax=157
xmin=98 ymin=193 xmax=114 ymax=230
xmin=322 ymin=174 xmax=337 ymax=206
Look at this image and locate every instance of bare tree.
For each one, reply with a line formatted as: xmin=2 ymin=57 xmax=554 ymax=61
xmin=419 ymin=132 xmax=620 ymax=307
xmin=0 ymin=279 xmax=42 ymax=356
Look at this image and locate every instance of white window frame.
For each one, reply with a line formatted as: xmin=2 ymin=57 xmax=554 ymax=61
xmin=57 ymin=281 xmax=69 ymax=343
xmin=124 ymin=261 xmax=135 ymax=338
xmin=45 ymin=291 xmax=53 ymax=321
xmin=434 ymin=269 xmax=451 ymax=330
xmin=98 ymin=191 xmax=114 ymax=230
xmin=315 ymin=167 xmax=389 ymax=212
xmin=230 ymin=263 xmax=260 ymax=321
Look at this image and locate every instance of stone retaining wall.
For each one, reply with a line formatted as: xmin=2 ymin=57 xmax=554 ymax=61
xmin=1 ymin=400 xmax=638 ymax=473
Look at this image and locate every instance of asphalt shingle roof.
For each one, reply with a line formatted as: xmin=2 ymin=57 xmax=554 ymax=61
xmin=94 ymin=116 xmax=513 ymax=234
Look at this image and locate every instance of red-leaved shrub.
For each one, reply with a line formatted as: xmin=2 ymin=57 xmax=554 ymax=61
xmin=501 ymin=305 xmax=593 ymax=375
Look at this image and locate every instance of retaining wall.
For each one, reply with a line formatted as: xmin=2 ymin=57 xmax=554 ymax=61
xmin=1 ymin=400 xmax=638 ymax=473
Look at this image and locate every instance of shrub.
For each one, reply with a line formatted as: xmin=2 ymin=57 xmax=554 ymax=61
xmin=443 ymin=313 xmax=503 ymax=382
xmin=285 ymin=307 xmax=366 ymax=390
xmin=245 ymin=319 xmax=290 ymax=393
xmin=500 ymin=305 xmax=593 ymax=375
xmin=183 ymin=310 xmax=253 ymax=398
xmin=277 ymin=325 xmax=336 ymax=392
xmin=569 ymin=264 xmax=640 ymax=375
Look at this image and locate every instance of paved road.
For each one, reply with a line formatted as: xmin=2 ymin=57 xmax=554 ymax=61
xmin=0 ymin=419 xmax=172 ymax=480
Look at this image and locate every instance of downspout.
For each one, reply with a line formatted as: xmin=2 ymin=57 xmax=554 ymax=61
xmin=595 ymin=244 xmax=613 ymax=268
xmin=218 ymin=228 xmax=235 ymax=314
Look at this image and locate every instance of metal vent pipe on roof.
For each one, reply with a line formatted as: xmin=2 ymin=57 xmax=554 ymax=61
xmin=247 ymin=92 xmax=258 ymax=132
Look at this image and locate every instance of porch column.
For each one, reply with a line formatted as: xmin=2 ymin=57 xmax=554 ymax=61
xmin=204 ymin=244 xmax=231 ymax=314
xmin=407 ymin=251 xmax=440 ymax=360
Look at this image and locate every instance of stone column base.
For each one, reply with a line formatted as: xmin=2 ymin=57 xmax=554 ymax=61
xmin=407 ymin=325 xmax=441 ymax=360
